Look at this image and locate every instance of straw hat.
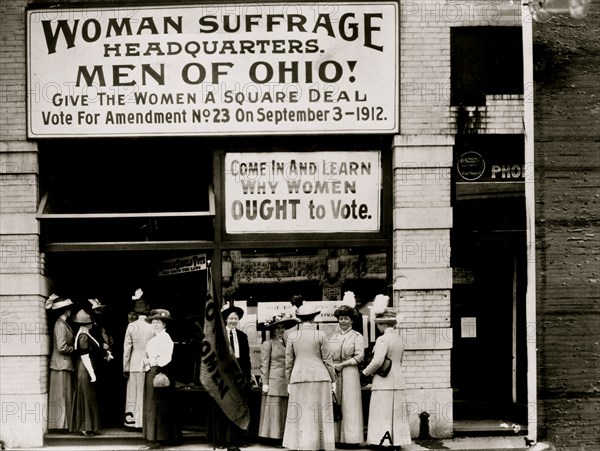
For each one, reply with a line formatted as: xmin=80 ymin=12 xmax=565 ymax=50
xmin=295 ymin=304 xmax=320 ymax=320
xmin=44 ymin=294 xmax=73 ymax=312
xmin=374 ymin=308 xmax=399 ymax=324
xmin=87 ymin=298 xmax=105 ymax=311
xmin=72 ymin=309 xmax=93 ymax=324
xmin=145 ymin=309 xmax=174 ymax=323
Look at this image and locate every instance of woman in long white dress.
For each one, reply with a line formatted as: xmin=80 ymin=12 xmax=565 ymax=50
xmin=331 ymin=304 xmax=365 ymax=445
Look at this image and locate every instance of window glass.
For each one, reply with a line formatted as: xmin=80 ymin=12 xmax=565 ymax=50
xmin=221 ymin=248 xmax=387 ymax=307
xmin=39 ymin=139 xmax=212 ymax=213
xmin=451 ymin=27 xmax=523 ymax=106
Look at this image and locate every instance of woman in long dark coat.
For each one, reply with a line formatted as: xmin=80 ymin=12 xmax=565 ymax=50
xmin=141 ymin=309 xmax=180 ymax=449
xmin=70 ymin=309 xmax=102 ymax=435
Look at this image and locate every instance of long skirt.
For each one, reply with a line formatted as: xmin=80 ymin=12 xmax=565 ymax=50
xmin=334 ymin=365 xmax=364 ymax=444
xmin=143 ymin=367 xmax=180 ymax=442
xmin=283 ymin=382 xmax=335 ymax=451
xmin=48 ymin=369 xmax=73 ymax=430
xmin=70 ymin=361 xmax=100 ymax=433
xmin=258 ymin=394 xmax=288 ymax=440
xmin=124 ymin=372 xmax=145 ymax=428
xmin=366 ymin=389 xmax=412 ymax=447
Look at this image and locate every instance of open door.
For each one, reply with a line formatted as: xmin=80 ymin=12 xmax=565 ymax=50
xmin=451 ymin=197 xmax=528 ymax=425
xmin=45 ymin=250 xmax=209 ymax=429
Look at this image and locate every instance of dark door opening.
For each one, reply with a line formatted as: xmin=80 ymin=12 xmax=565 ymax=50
xmin=451 ymin=198 xmax=528 ymax=424
xmin=45 ymin=250 xmax=209 ymax=429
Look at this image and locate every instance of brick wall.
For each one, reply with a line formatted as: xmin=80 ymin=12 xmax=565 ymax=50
xmin=450 ymin=95 xmax=525 ymax=134
xmin=0 ymin=1 xmax=27 ymax=141
xmin=534 ymin=8 xmax=600 ymax=451
xmin=0 ymin=0 xmax=50 ymax=448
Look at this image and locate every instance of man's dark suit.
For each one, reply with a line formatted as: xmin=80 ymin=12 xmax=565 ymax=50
xmin=232 ymin=328 xmax=252 ymax=383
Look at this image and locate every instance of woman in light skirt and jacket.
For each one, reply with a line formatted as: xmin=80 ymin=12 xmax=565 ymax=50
xmin=362 ymin=304 xmax=412 ymax=449
xmin=45 ymin=295 xmax=75 ymax=430
xmin=283 ymin=303 xmax=336 ymax=451
xmin=258 ymin=312 xmax=298 ymax=443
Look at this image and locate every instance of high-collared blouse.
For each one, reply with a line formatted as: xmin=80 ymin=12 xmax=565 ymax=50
xmin=330 ymin=328 xmax=365 ymax=367
xmin=144 ymin=329 xmax=173 ymax=370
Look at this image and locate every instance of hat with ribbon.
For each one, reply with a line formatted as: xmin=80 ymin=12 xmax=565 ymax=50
xmin=145 ymin=309 xmax=174 ymax=323
xmin=263 ymin=312 xmax=298 ymax=330
xmin=72 ymin=309 xmax=93 ymax=324
xmin=44 ymin=294 xmax=73 ymax=312
xmin=295 ymin=303 xmax=321 ymax=320
xmin=87 ymin=298 xmax=105 ymax=311
xmin=221 ymin=301 xmax=244 ymax=320
xmin=374 ymin=308 xmax=400 ymax=324
xmin=131 ymin=288 xmax=150 ymax=315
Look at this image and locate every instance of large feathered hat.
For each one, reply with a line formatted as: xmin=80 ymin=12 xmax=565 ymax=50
xmin=131 ymin=288 xmax=150 ymax=315
xmin=372 ymin=294 xmax=400 ymax=324
xmin=334 ymin=291 xmax=360 ymax=320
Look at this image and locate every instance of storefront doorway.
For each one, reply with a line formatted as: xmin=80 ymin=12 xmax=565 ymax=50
xmin=45 ymin=250 xmax=209 ymax=428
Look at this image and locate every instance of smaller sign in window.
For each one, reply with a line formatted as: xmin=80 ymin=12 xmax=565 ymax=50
xmin=224 ymin=151 xmax=381 ymax=233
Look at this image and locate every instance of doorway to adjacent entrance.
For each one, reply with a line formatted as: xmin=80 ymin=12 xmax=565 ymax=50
xmin=451 ymin=197 xmax=528 ymax=428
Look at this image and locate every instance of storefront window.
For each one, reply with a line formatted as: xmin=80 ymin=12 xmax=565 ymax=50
xmin=221 ymin=248 xmax=387 ymax=307
xmin=37 ymin=139 xmax=215 ymax=244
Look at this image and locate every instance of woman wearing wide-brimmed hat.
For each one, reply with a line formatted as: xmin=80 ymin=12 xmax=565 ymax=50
xmin=45 ymin=294 xmax=75 ymax=430
xmin=331 ymin=292 xmax=365 ymax=446
xmin=141 ymin=309 xmax=181 ymax=449
xmin=258 ymin=312 xmax=298 ymax=444
xmin=362 ymin=295 xmax=411 ymax=449
xmin=70 ymin=308 xmax=102 ymax=436
xmin=123 ymin=289 xmax=154 ymax=429
xmin=283 ymin=302 xmax=336 ymax=451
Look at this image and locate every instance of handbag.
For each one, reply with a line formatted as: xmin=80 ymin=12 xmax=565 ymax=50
xmin=153 ymin=371 xmax=170 ymax=388
xmin=331 ymin=391 xmax=343 ymax=422
xmin=375 ymin=357 xmax=392 ymax=377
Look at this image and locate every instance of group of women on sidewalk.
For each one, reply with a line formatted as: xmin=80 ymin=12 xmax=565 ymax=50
xmin=257 ymin=294 xmax=413 ymax=451
xmin=46 ymin=290 xmax=180 ymax=450
xmin=48 ymin=289 xmax=412 ymax=451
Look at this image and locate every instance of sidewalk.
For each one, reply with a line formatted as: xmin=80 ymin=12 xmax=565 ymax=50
xmin=15 ymin=436 xmax=530 ymax=451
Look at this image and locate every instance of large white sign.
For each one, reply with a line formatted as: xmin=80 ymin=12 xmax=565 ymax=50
xmin=27 ymin=3 xmax=399 ymax=137
xmin=225 ymin=151 xmax=381 ymax=233
xmin=257 ymin=300 xmax=344 ymax=323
